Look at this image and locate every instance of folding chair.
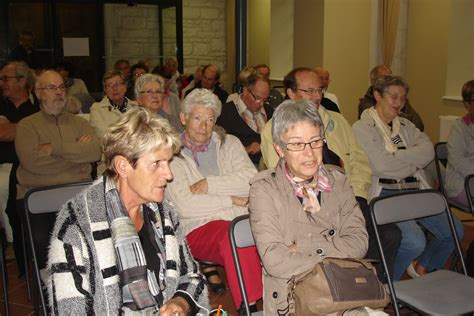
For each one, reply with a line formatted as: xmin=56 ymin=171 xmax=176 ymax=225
xmin=370 ymin=189 xmax=474 ymax=316
xmin=229 ymin=214 xmax=263 ymax=316
xmin=24 ymin=181 xmax=92 ymax=315
xmin=434 ymin=142 xmax=473 ymax=221
xmin=465 ymin=174 xmax=474 ymax=212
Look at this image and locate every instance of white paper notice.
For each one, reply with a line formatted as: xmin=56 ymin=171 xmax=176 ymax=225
xmin=63 ymin=37 xmax=90 ymax=56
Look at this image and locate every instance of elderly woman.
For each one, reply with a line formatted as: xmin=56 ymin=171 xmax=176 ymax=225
xmin=352 ymin=75 xmax=464 ymax=281
xmin=249 ymin=99 xmax=368 ymax=315
xmin=90 ymin=70 xmax=137 ymax=138
xmin=165 ymin=89 xmax=261 ymax=314
xmin=47 ymin=107 xmax=208 ymax=315
xmin=446 ymin=79 xmax=474 ymax=207
xmin=135 ymin=74 xmax=183 ymax=132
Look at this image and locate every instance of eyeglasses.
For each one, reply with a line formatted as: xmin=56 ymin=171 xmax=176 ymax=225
xmin=140 ymin=89 xmax=164 ymax=95
xmin=384 ymin=90 xmax=408 ymax=103
xmin=297 ymin=88 xmax=324 ymax=95
xmin=133 ymin=72 xmax=145 ymax=77
xmin=0 ymin=76 xmax=20 ymax=82
xmin=283 ymin=138 xmax=326 ymax=152
xmin=37 ymin=85 xmax=67 ymax=93
xmin=105 ymin=82 xmax=125 ymax=89
xmin=249 ymin=89 xmax=268 ymax=103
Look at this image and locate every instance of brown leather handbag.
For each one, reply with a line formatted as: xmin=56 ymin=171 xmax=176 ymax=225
xmin=287 ymin=257 xmax=390 ymax=315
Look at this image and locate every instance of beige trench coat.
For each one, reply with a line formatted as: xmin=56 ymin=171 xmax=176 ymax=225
xmin=249 ymin=162 xmax=368 ymax=315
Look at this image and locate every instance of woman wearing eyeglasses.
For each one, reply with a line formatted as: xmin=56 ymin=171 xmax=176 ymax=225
xmin=446 ymin=79 xmax=474 ymax=208
xmin=90 ymin=70 xmax=137 ymax=139
xmin=352 ymin=75 xmax=464 ymax=281
xmin=249 ymin=99 xmax=368 ymax=315
xmin=135 ymin=74 xmax=183 ymax=132
xmin=165 ymin=89 xmax=261 ymax=315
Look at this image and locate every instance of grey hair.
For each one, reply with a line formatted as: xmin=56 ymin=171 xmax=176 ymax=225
xmin=181 ymin=88 xmax=222 ymax=119
xmin=134 ymin=73 xmax=165 ymax=99
xmin=272 ymin=99 xmax=325 ymax=148
xmin=373 ymin=75 xmax=409 ymax=96
xmin=6 ymin=61 xmax=33 ymax=90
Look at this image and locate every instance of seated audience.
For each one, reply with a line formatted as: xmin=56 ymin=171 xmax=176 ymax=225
xmin=164 ymin=57 xmax=181 ymax=94
xmin=217 ymin=73 xmax=273 ymax=165
xmin=315 ymin=66 xmax=341 ymax=112
xmin=166 ymin=89 xmax=261 ymax=314
xmin=55 ymin=61 xmax=95 ymax=113
xmin=90 ymin=70 xmax=137 ymax=138
xmin=0 ymin=61 xmax=39 ymax=275
xmin=446 ymin=79 xmax=474 ymax=207
xmin=126 ymin=62 xmax=149 ymax=100
xmin=15 ymin=70 xmax=101 ymax=274
xmin=47 ymin=107 xmax=208 ymax=315
xmin=135 ymin=73 xmax=183 ymax=132
xmin=185 ymin=64 xmax=228 ymax=105
xmin=261 ymin=67 xmax=400 ymax=280
xmin=358 ymin=65 xmax=424 ymax=131
xmin=254 ymin=64 xmax=284 ymax=109
xmin=352 ymin=75 xmax=464 ymax=280
xmin=249 ymin=100 xmax=368 ymax=315
xmin=181 ymin=65 xmax=203 ymax=100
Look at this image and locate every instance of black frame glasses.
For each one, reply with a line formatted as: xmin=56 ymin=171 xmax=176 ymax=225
xmin=283 ymin=138 xmax=326 ymax=151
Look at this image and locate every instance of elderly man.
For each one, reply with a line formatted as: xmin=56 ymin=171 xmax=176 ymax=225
xmin=217 ymin=73 xmax=273 ymax=165
xmin=164 ymin=57 xmax=180 ymax=94
xmin=185 ymin=64 xmax=228 ymax=105
xmin=15 ymin=71 xmax=101 ymax=273
xmin=315 ymin=66 xmax=341 ymax=113
xmin=358 ymin=65 xmax=424 ymax=131
xmin=0 ymin=61 xmax=39 ymax=275
xmin=254 ymin=64 xmax=284 ymax=109
xmin=261 ymin=67 xmax=401 ymax=280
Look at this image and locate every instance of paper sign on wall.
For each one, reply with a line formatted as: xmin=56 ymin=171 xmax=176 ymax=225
xmin=63 ymin=37 xmax=90 ymax=56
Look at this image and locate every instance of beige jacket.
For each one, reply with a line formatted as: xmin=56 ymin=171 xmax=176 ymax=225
xmin=15 ymin=110 xmax=101 ymax=199
xmin=249 ymin=162 xmax=368 ymax=315
xmin=89 ymin=96 xmax=137 ymax=138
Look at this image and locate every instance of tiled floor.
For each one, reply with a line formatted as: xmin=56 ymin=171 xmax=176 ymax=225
xmin=0 ymin=217 xmax=472 ymax=316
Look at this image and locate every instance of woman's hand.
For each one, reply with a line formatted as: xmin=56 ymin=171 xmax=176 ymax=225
xmin=159 ymin=296 xmax=189 ymax=316
xmin=288 ymin=243 xmax=298 ymax=253
xmin=190 ymin=179 xmax=208 ymax=194
xmin=231 ymin=196 xmax=249 ymax=207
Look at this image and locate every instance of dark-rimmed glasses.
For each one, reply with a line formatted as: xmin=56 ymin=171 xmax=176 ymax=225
xmin=249 ymin=89 xmax=268 ymax=103
xmin=283 ymin=138 xmax=326 ymax=151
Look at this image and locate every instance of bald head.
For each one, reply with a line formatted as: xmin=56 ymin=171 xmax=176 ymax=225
xmin=315 ymin=67 xmax=330 ymax=90
xmin=35 ymin=70 xmax=66 ymax=115
xmin=370 ymin=65 xmax=392 ymax=85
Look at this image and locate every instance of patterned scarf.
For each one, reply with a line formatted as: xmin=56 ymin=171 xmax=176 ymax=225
xmin=368 ymin=107 xmax=406 ymax=153
xmin=108 ymin=97 xmax=128 ymax=113
xmin=462 ymin=113 xmax=473 ymax=126
xmin=104 ymin=177 xmax=164 ymax=314
xmin=181 ymin=132 xmax=211 ymax=166
xmin=241 ymin=107 xmax=267 ymax=133
xmin=284 ymin=164 xmax=331 ymax=214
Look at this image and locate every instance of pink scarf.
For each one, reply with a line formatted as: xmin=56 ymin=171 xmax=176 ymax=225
xmin=284 ymin=164 xmax=331 ymax=214
xmin=462 ymin=113 xmax=473 ymax=126
xmin=181 ymin=132 xmax=211 ymax=166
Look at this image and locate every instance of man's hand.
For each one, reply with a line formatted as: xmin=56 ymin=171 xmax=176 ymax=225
xmin=159 ymin=297 xmax=189 ymax=316
xmin=231 ymin=196 xmax=249 ymax=207
xmin=245 ymin=142 xmax=261 ymax=155
xmin=37 ymin=143 xmax=52 ymax=155
xmin=77 ymin=135 xmax=93 ymax=143
xmin=190 ymin=179 xmax=208 ymax=194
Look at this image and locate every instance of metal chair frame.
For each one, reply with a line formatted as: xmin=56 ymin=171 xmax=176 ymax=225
xmin=24 ymin=181 xmax=91 ymax=315
xmin=370 ymin=189 xmax=474 ymax=315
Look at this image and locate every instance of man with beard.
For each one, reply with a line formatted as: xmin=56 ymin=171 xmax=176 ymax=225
xmin=15 ymin=71 xmax=101 ymax=249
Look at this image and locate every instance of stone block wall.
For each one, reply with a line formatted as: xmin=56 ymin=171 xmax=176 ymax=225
xmin=103 ymin=1 xmax=228 ymax=90
xmin=104 ymin=4 xmax=161 ymax=71
xmin=182 ymin=0 xmax=228 ymax=89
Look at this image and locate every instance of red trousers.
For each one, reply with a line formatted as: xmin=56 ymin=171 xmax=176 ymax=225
xmin=186 ymin=220 xmax=263 ymax=308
